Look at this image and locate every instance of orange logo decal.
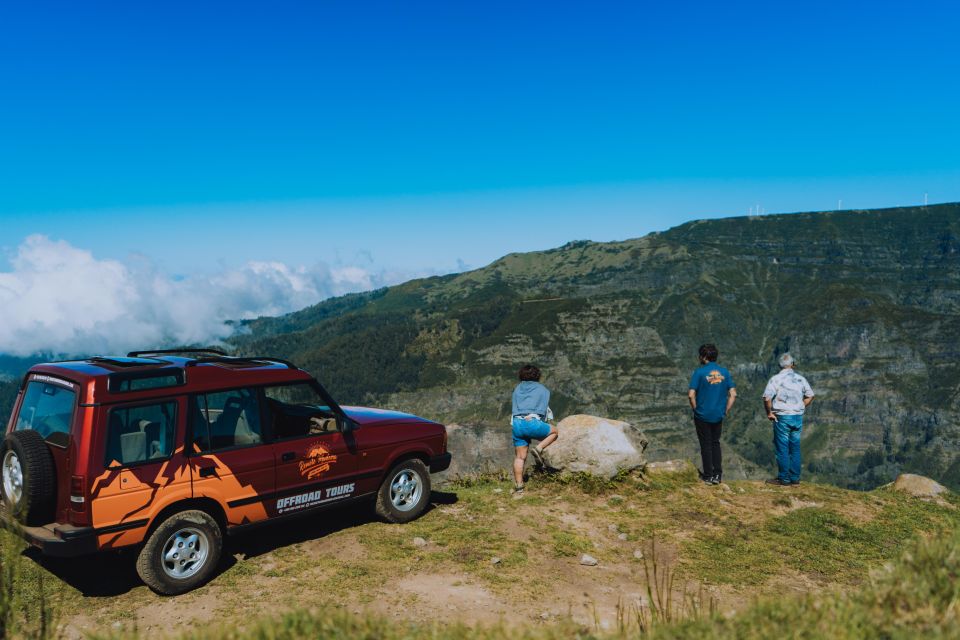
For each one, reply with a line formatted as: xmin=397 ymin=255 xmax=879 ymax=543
xmin=299 ymin=442 xmax=338 ymax=479
xmin=706 ymin=370 xmax=725 ymax=385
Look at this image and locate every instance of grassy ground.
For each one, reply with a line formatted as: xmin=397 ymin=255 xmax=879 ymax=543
xmin=118 ymin=526 xmax=960 ymax=640
xmin=4 ymin=467 xmax=959 ymax=638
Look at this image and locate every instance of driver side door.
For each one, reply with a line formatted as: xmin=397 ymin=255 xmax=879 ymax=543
xmin=262 ymin=384 xmax=358 ymax=516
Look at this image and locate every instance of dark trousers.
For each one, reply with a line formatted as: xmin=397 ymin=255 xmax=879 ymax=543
xmin=694 ymin=417 xmax=723 ymax=478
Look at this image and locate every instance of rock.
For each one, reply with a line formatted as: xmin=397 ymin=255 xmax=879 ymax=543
xmin=543 ymin=415 xmax=648 ymax=480
xmin=891 ymin=474 xmax=949 ymax=499
xmin=633 ymin=549 xmax=644 ymax=560
xmin=435 ymin=423 xmax=515 ymax=485
xmin=618 ymin=533 xmax=628 ymax=541
xmin=644 ymin=459 xmax=694 ymax=474
xmin=607 ymin=524 xmax=619 ymax=533
xmin=580 ymin=554 xmax=599 ymax=566
xmin=491 ymin=557 xmax=502 ymax=565
xmin=412 ymin=537 xmax=428 ymax=548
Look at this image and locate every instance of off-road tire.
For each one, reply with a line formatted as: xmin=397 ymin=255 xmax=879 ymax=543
xmin=136 ymin=510 xmax=222 ymax=595
xmin=375 ymin=458 xmax=431 ymax=524
xmin=2 ymin=430 xmax=56 ymax=526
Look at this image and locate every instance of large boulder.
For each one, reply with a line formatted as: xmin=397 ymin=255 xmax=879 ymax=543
xmin=891 ymin=473 xmax=949 ymax=500
xmin=542 ymin=415 xmax=648 ymax=479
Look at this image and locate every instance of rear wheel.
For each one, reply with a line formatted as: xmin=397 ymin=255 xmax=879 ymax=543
xmin=375 ymin=458 xmax=431 ymax=524
xmin=1 ymin=430 xmax=56 ymax=526
xmin=136 ymin=510 xmax=222 ymax=595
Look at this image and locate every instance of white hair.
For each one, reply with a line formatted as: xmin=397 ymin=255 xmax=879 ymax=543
xmin=779 ymin=353 xmax=795 ymax=367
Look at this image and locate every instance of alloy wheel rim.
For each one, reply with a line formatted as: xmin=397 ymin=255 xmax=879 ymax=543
xmin=390 ymin=469 xmax=423 ymax=512
xmin=2 ymin=451 xmax=23 ymax=506
xmin=161 ymin=527 xmax=209 ymax=580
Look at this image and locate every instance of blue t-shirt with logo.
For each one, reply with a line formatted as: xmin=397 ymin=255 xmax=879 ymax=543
xmin=689 ymin=363 xmax=736 ymax=423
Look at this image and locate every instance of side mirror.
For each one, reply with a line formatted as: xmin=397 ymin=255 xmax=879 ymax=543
xmin=341 ymin=418 xmax=359 ymax=434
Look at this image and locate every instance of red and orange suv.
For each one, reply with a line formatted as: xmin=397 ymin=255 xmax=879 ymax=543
xmin=0 ymin=349 xmax=450 ymax=594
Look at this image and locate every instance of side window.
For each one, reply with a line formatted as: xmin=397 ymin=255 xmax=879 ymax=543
xmin=193 ymin=388 xmax=263 ymax=452
xmin=264 ymin=383 xmax=338 ymax=440
xmin=105 ymin=401 xmax=177 ymax=467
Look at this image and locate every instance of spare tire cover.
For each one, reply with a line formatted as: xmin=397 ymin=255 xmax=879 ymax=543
xmin=2 ymin=430 xmax=57 ymax=526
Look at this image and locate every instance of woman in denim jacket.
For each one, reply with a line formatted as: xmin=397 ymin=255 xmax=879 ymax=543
xmin=510 ymin=364 xmax=558 ymax=495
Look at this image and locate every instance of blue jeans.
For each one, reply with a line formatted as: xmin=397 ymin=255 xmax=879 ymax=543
xmin=773 ymin=414 xmax=803 ymax=483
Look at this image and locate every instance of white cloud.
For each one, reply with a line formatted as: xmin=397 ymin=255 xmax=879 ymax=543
xmin=0 ymin=235 xmax=401 ymax=356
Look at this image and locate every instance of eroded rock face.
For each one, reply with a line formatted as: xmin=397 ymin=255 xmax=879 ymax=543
xmin=543 ymin=414 xmax=648 ymax=479
xmin=891 ymin=473 xmax=949 ymax=499
xmin=437 ymin=423 xmax=514 ymax=483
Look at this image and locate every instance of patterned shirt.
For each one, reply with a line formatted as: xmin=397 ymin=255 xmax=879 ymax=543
xmin=763 ymin=368 xmax=814 ymax=415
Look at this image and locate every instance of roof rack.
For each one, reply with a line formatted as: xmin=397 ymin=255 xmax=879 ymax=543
xmin=88 ymin=356 xmax=168 ymax=368
xmin=184 ymin=356 xmax=299 ymax=370
xmin=127 ymin=348 xmax=228 ymax=358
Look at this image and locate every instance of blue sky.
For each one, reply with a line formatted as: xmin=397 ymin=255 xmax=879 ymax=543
xmin=1 ymin=0 xmax=958 ymax=278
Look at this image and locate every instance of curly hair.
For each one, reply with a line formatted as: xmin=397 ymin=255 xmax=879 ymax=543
xmin=518 ymin=364 xmax=541 ymax=381
xmin=698 ymin=344 xmax=719 ymax=362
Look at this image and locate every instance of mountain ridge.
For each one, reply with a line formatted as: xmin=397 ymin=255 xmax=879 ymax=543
xmin=1 ymin=204 xmax=956 ymax=490
xmin=231 ymin=202 xmax=960 ymax=489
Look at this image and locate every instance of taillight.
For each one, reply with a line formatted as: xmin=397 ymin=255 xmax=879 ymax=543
xmin=70 ymin=475 xmax=86 ymax=511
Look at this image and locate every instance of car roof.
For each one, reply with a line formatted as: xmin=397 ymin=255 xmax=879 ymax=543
xmin=26 ymin=353 xmax=315 ymax=404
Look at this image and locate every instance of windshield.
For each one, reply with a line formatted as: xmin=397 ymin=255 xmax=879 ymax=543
xmin=264 ymin=383 xmax=337 ymax=439
xmin=264 ymin=383 xmax=331 ymax=411
xmin=15 ymin=377 xmax=77 ymax=440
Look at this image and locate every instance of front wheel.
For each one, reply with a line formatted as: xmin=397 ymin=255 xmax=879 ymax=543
xmin=136 ymin=510 xmax=222 ymax=595
xmin=375 ymin=459 xmax=431 ymax=524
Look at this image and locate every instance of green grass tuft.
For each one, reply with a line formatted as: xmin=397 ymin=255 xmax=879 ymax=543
xmin=550 ymin=531 xmax=593 ymax=558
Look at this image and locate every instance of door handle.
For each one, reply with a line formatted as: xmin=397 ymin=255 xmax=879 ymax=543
xmin=198 ymin=466 xmax=217 ymax=478
xmin=281 ymin=452 xmax=296 ymax=462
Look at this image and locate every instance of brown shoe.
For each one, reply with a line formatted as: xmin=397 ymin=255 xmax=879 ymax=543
xmin=765 ymin=478 xmax=790 ymax=486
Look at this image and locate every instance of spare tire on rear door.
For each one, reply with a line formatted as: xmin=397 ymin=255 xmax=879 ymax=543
xmin=2 ymin=430 xmax=57 ymax=526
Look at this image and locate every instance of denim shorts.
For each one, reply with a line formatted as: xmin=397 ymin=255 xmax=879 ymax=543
xmin=511 ymin=416 xmax=551 ymax=447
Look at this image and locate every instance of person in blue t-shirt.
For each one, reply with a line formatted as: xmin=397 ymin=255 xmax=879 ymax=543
xmin=687 ymin=344 xmax=737 ymax=485
xmin=510 ymin=364 xmax=558 ymax=495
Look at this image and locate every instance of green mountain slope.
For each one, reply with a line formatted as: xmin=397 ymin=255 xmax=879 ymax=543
xmin=233 ymin=203 xmax=960 ymax=489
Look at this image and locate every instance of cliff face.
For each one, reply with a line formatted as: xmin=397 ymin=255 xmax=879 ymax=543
xmin=234 ymin=204 xmax=960 ymax=489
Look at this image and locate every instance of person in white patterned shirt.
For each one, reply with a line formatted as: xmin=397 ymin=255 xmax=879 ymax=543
xmin=763 ymin=353 xmax=814 ymax=486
